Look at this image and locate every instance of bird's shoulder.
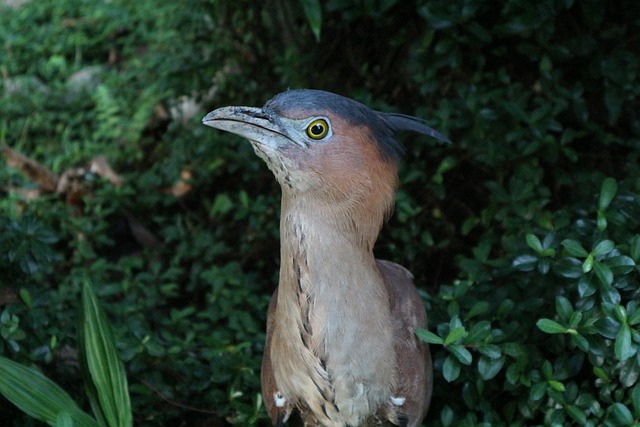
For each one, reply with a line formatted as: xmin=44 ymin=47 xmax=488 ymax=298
xmin=375 ymin=259 xmax=432 ymax=426
xmin=375 ymin=259 xmax=426 ymax=327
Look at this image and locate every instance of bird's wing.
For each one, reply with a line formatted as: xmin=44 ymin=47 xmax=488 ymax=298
xmin=376 ymin=259 xmax=433 ymax=427
xmin=261 ymin=288 xmax=295 ymax=426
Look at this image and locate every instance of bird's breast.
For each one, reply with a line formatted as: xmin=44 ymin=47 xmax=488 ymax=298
xmin=270 ymin=224 xmax=397 ymax=425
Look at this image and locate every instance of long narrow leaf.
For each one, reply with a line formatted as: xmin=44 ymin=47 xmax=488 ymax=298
xmin=78 ymin=296 xmax=108 ymax=427
xmin=0 ymin=355 xmax=98 ymax=427
xmin=56 ymin=411 xmax=75 ymax=427
xmin=81 ymin=279 xmax=132 ymax=427
xmin=299 ymin=0 xmax=322 ymax=41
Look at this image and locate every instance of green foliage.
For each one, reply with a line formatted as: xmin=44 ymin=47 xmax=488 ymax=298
xmin=0 ymin=355 xmax=99 ymax=427
xmin=0 ymin=278 xmax=131 ymax=427
xmin=1 ymin=0 xmax=639 ymax=425
xmin=79 ymin=280 xmax=132 ymax=427
xmin=427 ymin=177 xmax=640 ymax=426
xmin=0 ymin=215 xmax=59 ymax=277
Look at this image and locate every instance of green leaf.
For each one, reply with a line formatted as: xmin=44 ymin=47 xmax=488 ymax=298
xmin=530 ymin=382 xmax=547 ymax=401
xmin=610 ymin=402 xmax=633 ymax=425
xmin=596 ymin=316 xmax=621 ymax=339
xmin=502 ymin=342 xmax=527 ymax=360
xmin=540 ymin=248 xmax=556 ymax=257
xmin=597 ymin=210 xmax=608 ymax=231
xmin=593 ymin=366 xmax=611 ymax=382
xmin=568 ymin=311 xmax=583 ymax=329
xmin=461 ymin=382 xmax=476 ymax=409
xmin=536 ymin=318 xmax=567 ymax=334
xmin=447 ymin=301 xmax=461 ymax=318
xmin=80 ymin=279 xmax=132 ymax=427
xmin=602 ymin=285 xmax=621 ymax=306
xmin=449 ymin=345 xmax=473 ymax=365
xmin=444 ymin=326 xmax=468 ymax=345
xmin=466 ymin=301 xmax=490 ymax=320
xmin=582 ymin=254 xmax=594 ymax=273
xmin=0 ymin=356 xmax=98 ymax=427
xmin=478 ymin=355 xmax=505 ymax=380
xmin=415 ymin=328 xmax=444 ymax=344
xmin=461 ymin=217 xmax=479 ymax=236
xmin=209 ymin=193 xmax=234 ymax=216
xmin=619 ymin=358 xmax=639 ymax=387
xmin=578 ymin=275 xmax=597 ymax=297
xmin=613 ymin=305 xmax=627 ymax=324
xmin=631 ymin=235 xmax=640 ymax=262
xmin=565 ymin=404 xmax=587 ymax=425
xmin=537 ymin=258 xmax=551 ymax=274
xmin=555 ymin=296 xmax=573 ymax=322
xmin=497 ymin=299 xmax=515 ymax=317
xmin=506 ymin=363 xmax=520 ymax=385
xmin=526 ymin=233 xmax=543 ymax=253
xmin=465 ymin=321 xmax=491 ymax=343
xmin=599 ymin=177 xmax=617 ymax=210
xmin=19 ymin=288 xmax=32 ymax=308
xmin=449 ymin=316 xmax=464 ymax=329
xmin=440 ymin=405 xmax=454 ymax=426
xmin=629 ymin=306 xmax=640 ymax=326
xmin=55 ymin=412 xmax=74 ymax=427
xmin=592 ymin=240 xmax=615 ymax=258
xmin=593 ymin=261 xmax=613 ymax=286
xmin=571 ymin=333 xmax=590 ymax=352
xmin=478 ymin=344 xmax=502 ymax=359
xmin=442 ymin=355 xmax=461 ymax=382
xmin=554 ymin=257 xmax=583 ymax=278
xmin=615 ymin=323 xmax=634 ymax=361
xmin=631 ymin=383 xmax=640 ymax=416
xmin=512 ymin=254 xmax=538 ymax=271
xmin=607 ymin=255 xmax=636 ymax=275
xmin=561 ymin=239 xmax=589 ymax=257
xmin=547 ymin=380 xmax=565 ymax=392
xmin=299 ymin=0 xmax=322 ymax=41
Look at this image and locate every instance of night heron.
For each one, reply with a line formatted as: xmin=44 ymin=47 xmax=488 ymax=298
xmin=203 ymin=89 xmax=448 ymax=426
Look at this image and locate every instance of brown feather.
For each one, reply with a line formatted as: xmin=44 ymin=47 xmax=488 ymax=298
xmin=376 ymin=260 xmax=432 ymax=425
xmin=262 ymin=288 xmax=295 ymax=424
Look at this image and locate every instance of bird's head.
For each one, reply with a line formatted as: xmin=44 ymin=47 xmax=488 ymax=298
xmin=203 ymin=89 xmax=448 ymax=226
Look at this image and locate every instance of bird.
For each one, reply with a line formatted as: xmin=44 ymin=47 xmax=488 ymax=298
xmin=202 ymin=89 xmax=448 ymax=427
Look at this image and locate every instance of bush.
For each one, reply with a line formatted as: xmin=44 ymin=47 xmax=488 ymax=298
xmin=1 ymin=0 xmax=638 ymax=425
xmin=423 ymin=177 xmax=640 ymax=426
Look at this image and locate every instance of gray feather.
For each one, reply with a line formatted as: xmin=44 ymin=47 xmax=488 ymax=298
xmin=379 ymin=112 xmax=451 ymax=144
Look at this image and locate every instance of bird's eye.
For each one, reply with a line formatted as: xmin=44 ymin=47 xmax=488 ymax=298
xmin=306 ymin=119 xmax=329 ymax=140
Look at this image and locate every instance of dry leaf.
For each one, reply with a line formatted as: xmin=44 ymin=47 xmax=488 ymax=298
xmin=1 ymin=145 xmax=58 ymax=193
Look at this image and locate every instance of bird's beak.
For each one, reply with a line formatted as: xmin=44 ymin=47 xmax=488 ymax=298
xmin=202 ymin=106 xmax=304 ymax=148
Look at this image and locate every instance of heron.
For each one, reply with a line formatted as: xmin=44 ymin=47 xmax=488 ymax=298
xmin=203 ymin=89 xmax=447 ymax=426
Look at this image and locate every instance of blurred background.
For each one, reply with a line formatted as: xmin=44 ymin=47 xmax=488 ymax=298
xmin=1 ymin=0 xmax=639 ymax=425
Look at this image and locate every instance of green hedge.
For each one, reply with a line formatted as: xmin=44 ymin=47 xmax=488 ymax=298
xmin=1 ymin=0 xmax=639 ymax=425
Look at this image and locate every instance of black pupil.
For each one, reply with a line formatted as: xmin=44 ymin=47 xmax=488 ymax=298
xmin=311 ymin=123 xmax=324 ymax=136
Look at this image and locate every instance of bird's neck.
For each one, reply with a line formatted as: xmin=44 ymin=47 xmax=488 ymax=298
xmin=273 ymin=192 xmax=397 ymax=420
xmin=279 ymin=202 xmax=383 ymax=296
xmin=278 ymin=191 xmax=387 ymax=293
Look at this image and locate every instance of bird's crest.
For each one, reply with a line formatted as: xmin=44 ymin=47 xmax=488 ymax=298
xmin=265 ymin=89 xmax=450 ymax=162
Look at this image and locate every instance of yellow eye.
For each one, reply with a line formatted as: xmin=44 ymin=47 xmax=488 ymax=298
xmin=306 ymin=119 xmax=329 ymax=140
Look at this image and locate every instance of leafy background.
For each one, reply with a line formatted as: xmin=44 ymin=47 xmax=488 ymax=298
xmin=1 ymin=0 xmax=639 ymax=425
